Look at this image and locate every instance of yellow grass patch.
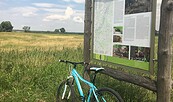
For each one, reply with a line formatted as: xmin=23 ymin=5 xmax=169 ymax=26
xmin=0 ymin=32 xmax=83 ymax=51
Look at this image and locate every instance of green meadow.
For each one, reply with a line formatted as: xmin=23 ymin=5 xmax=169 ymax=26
xmin=0 ymin=32 xmax=172 ymax=102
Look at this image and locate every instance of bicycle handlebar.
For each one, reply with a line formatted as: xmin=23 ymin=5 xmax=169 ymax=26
xmin=59 ymin=60 xmax=88 ymax=66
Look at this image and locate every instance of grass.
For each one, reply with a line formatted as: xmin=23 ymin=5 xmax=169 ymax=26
xmin=0 ymin=32 xmax=83 ymax=51
xmin=0 ymin=47 xmax=84 ymax=102
xmin=0 ymin=32 xmax=84 ymax=102
xmin=0 ymin=32 xmax=172 ymax=102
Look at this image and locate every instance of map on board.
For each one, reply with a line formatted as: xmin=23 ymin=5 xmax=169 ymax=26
xmin=93 ymin=0 xmax=113 ymax=56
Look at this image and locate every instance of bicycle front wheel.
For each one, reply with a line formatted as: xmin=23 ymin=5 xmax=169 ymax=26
xmin=56 ymin=80 xmax=75 ymax=102
xmin=91 ymin=87 xmax=124 ymax=102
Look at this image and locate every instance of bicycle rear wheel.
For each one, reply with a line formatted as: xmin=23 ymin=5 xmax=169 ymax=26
xmin=91 ymin=87 xmax=124 ymax=102
xmin=56 ymin=80 xmax=75 ymax=102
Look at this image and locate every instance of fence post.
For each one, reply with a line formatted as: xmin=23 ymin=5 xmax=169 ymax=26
xmin=157 ymin=0 xmax=173 ymax=102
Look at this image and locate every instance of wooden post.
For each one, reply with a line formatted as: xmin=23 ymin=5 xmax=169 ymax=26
xmin=83 ymin=0 xmax=92 ymax=81
xmin=84 ymin=0 xmax=92 ymax=64
xmin=157 ymin=0 xmax=173 ymax=102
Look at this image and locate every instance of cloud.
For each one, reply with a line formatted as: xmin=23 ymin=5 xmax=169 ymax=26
xmin=63 ymin=0 xmax=85 ymax=3
xmin=73 ymin=16 xmax=83 ymax=23
xmin=65 ymin=7 xmax=74 ymax=17
xmin=43 ymin=6 xmax=85 ymax=25
xmin=73 ymin=0 xmax=85 ymax=3
xmin=32 ymin=3 xmax=57 ymax=8
xmin=41 ymin=8 xmax=65 ymax=13
xmin=43 ymin=15 xmax=68 ymax=21
xmin=43 ymin=7 xmax=74 ymax=21
xmin=11 ymin=7 xmax=39 ymax=17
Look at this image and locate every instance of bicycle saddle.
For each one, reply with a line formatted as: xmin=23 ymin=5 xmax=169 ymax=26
xmin=89 ymin=67 xmax=104 ymax=72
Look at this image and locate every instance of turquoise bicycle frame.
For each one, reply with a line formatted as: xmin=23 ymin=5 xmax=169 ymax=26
xmin=71 ymin=69 xmax=101 ymax=102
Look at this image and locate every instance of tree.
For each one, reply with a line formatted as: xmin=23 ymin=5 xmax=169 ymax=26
xmin=54 ymin=29 xmax=60 ymax=33
xmin=60 ymin=28 xmax=66 ymax=33
xmin=23 ymin=26 xmax=31 ymax=32
xmin=0 ymin=24 xmax=2 ymax=32
xmin=1 ymin=21 xmax=13 ymax=32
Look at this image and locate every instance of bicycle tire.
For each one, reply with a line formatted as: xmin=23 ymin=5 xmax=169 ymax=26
xmin=91 ymin=87 xmax=124 ymax=102
xmin=56 ymin=80 xmax=75 ymax=102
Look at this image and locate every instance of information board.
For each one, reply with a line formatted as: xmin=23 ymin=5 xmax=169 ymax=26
xmin=92 ymin=0 xmax=156 ymax=72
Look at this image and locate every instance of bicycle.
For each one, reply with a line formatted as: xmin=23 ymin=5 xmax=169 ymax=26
xmin=56 ymin=60 xmax=124 ymax=102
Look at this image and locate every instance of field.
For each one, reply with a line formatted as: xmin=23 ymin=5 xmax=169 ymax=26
xmin=0 ymin=32 xmax=171 ymax=102
xmin=0 ymin=32 xmax=83 ymax=51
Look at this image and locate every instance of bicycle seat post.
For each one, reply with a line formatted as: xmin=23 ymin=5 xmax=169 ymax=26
xmin=92 ymin=71 xmax=97 ymax=85
xmin=89 ymin=67 xmax=104 ymax=85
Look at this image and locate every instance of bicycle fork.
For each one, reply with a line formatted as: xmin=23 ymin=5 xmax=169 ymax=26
xmin=62 ymin=76 xmax=73 ymax=100
xmin=62 ymin=83 xmax=71 ymax=99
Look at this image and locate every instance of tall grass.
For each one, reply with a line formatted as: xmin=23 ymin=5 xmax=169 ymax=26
xmin=0 ymin=47 xmax=83 ymax=102
xmin=0 ymin=47 xmax=157 ymax=102
xmin=0 ymin=32 xmax=84 ymax=101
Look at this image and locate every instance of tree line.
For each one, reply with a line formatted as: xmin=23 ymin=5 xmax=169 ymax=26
xmin=0 ymin=21 xmax=66 ymax=33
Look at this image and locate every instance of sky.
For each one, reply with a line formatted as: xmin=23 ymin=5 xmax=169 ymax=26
xmin=156 ymin=0 xmax=162 ymax=31
xmin=0 ymin=0 xmax=162 ymax=33
xmin=0 ymin=0 xmax=85 ymax=32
